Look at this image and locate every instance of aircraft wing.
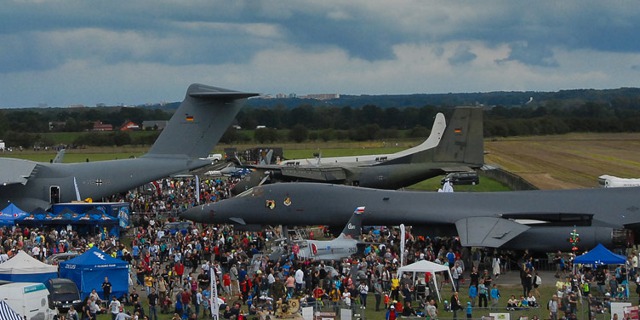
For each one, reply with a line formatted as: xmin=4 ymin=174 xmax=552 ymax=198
xmin=0 ymin=158 xmax=38 ymax=185
xmin=279 ymin=166 xmax=347 ymax=182
xmin=455 ymin=217 xmax=530 ymax=248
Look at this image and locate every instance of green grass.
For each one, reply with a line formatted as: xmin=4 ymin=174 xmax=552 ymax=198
xmin=408 ymin=175 xmax=511 ymax=192
xmin=0 ymin=149 xmax=145 ymax=162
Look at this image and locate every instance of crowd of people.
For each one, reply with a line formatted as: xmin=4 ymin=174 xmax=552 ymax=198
xmin=1 ymin=175 xmax=640 ymax=320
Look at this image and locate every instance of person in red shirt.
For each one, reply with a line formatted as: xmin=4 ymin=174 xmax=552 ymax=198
xmin=223 ymin=273 xmax=231 ymax=295
xmin=175 ymin=261 xmax=185 ymax=279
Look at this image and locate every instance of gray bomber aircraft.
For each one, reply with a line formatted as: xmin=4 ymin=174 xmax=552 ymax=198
xmin=181 ymin=182 xmax=640 ymax=251
xmin=232 ymin=107 xmax=484 ymax=193
xmin=0 ymin=84 xmax=257 ymax=211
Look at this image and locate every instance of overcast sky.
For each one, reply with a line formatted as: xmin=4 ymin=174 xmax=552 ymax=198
xmin=1 ymin=1 xmax=639 ymax=107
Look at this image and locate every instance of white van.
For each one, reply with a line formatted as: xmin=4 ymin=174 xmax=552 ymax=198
xmin=0 ymin=282 xmax=58 ymax=320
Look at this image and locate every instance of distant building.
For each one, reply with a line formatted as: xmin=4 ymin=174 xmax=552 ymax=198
xmin=300 ymin=93 xmax=340 ymax=100
xmin=120 ymin=121 xmax=140 ymax=131
xmin=92 ymin=121 xmax=113 ymax=131
xmin=142 ymin=120 xmax=168 ymax=131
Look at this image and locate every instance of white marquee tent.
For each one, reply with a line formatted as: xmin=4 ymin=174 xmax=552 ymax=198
xmin=397 ymin=259 xmax=454 ymax=301
xmin=0 ymin=250 xmax=57 ymax=283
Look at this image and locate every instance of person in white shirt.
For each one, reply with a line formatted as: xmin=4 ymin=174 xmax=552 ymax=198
xmin=109 ymin=296 xmax=122 ymax=319
xmin=31 ymin=245 xmax=41 ymax=258
xmin=0 ymin=251 xmax=9 ymax=263
xmin=114 ymin=310 xmax=132 ymax=320
xmin=295 ymin=268 xmax=305 ymax=293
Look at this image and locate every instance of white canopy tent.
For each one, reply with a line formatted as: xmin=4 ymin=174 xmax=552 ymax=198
xmin=397 ymin=259 xmax=454 ymax=302
xmin=0 ymin=250 xmax=57 ymax=282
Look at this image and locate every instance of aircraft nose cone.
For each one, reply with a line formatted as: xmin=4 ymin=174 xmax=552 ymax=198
xmin=180 ymin=206 xmax=207 ymax=223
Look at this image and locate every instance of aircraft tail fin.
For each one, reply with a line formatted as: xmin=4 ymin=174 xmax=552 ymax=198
xmin=391 ymin=112 xmax=446 ymax=158
xmin=144 ymin=84 xmax=258 ymax=159
xmin=52 ymin=149 xmax=66 ymax=163
xmin=337 ymin=207 xmax=364 ymax=240
xmin=380 ymin=107 xmax=483 ymax=167
xmin=433 ymin=107 xmax=484 ymax=165
xmin=260 ymin=149 xmax=274 ymax=165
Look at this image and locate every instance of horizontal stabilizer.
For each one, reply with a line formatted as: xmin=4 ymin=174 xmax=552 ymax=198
xmin=190 ymin=90 xmax=258 ymax=100
xmin=0 ymin=159 xmax=37 ymax=185
xmin=455 ymin=217 xmax=529 ymax=248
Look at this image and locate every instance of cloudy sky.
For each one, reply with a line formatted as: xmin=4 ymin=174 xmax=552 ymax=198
xmin=1 ymin=1 xmax=639 ymax=107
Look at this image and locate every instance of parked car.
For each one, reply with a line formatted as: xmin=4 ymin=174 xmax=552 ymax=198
xmin=44 ymin=278 xmax=82 ymax=313
xmin=440 ymin=171 xmax=480 ymax=185
xmin=45 ymin=252 xmax=79 ymax=265
xmin=206 ymin=153 xmax=223 ymax=163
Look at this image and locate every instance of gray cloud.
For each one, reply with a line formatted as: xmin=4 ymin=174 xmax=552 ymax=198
xmin=448 ymin=45 xmax=477 ymax=65
xmin=0 ymin=1 xmax=639 ymax=107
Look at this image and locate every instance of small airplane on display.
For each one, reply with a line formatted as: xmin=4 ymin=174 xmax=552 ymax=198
xmin=294 ymin=207 xmax=365 ymax=261
xmin=231 ymin=107 xmax=484 ymax=193
xmin=0 ymin=84 xmax=257 ymax=211
xmin=180 ymin=182 xmax=640 ymax=251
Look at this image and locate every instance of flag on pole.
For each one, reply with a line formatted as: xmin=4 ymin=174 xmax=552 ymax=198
xmin=400 ymin=224 xmax=406 ymax=267
xmin=211 ymin=262 xmax=220 ymax=319
xmin=354 ymin=206 xmax=365 ymax=214
xmin=195 ymin=175 xmax=200 ymax=205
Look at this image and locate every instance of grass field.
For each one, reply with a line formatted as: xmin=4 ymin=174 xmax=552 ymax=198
xmin=484 ymin=133 xmax=640 ymax=189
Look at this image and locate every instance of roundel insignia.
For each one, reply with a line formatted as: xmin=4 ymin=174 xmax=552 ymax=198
xmin=311 ymin=243 xmax=318 ymax=255
xmin=283 ymin=197 xmax=292 ymax=206
xmin=265 ymin=200 xmax=276 ymax=210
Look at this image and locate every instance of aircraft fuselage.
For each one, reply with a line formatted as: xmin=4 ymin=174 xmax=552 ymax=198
xmin=182 ymin=182 xmax=640 ymax=251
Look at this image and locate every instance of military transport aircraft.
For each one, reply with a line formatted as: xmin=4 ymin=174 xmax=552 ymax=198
xmin=181 ymin=182 xmax=640 ymax=251
xmin=0 ymin=84 xmax=257 ymax=211
xmin=231 ymin=107 xmax=484 ymax=193
xmin=294 ymin=207 xmax=365 ymax=261
xmin=279 ymin=113 xmax=446 ymax=166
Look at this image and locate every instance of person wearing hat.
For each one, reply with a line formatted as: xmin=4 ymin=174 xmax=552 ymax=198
xmin=466 ymin=301 xmax=473 ymax=319
xmin=386 ymin=304 xmax=397 ymax=320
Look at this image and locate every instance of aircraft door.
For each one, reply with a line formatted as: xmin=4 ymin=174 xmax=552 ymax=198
xmin=50 ymin=186 xmax=60 ymax=204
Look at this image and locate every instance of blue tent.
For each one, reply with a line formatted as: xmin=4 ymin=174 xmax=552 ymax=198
xmin=59 ymin=247 xmax=129 ymax=300
xmin=0 ymin=203 xmax=28 ymax=226
xmin=573 ymin=243 xmax=626 ymax=265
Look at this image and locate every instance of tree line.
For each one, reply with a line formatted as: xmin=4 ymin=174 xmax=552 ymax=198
xmin=1 ymin=99 xmax=640 ymax=148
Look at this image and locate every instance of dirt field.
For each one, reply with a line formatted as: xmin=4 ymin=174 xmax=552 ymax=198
xmin=485 ymin=133 xmax=640 ymax=189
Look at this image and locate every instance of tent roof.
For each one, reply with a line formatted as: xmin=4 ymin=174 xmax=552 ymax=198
xmin=573 ymin=243 xmax=626 ymax=265
xmin=0 ymin=300 xmax=22 ymax=320
xmin=397 ymin=260 xmax=450 ymax=274
xmin=60 ymin=246 xmax=128 ymax=268
xmin=0 ymin=250 xmax=57 ymax=274
xmin=0 ymin=203 xmax=27 ymax=216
